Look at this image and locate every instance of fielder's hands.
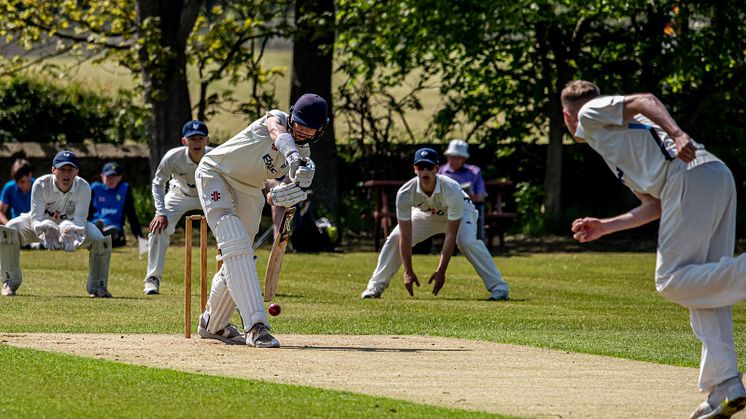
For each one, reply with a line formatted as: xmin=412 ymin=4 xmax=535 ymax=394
xmin=34 ymin=220 xmax=62 ymax=250
xmin=269 ymin=183 xmax=307 ymax=207
xmin=149 ymin=215 xmax=168 ymax=234
xmin=429 ymin=271 xmax=446 ymax=296
xmin=286 ymin=152 xmax=315 ymax=188
xmin=571 ymin=217 xmax=605 ymax=243
xmin=59 ymin=221 xmax=86 ymax=252
xmin=403 ymin=271 xmax=420 ymax=296
xmin=673 ymin=132 xmax=696 ymax=163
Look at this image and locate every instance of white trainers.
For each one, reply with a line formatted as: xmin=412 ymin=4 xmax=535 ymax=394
xmin=488 ymin=288 xmax=509 ymax=301
xmin=246 ymin=323 xmax=280 ymax=348
xmin=690 ymin=374 xmax=746 ymax=419
xmin=143 ymin=277 xmax=160 ymax=295
xmin=2 ymin=281 xmax=15 ymax=296
xmin=361 ymin=285 xmax=383 ymax=299
xmin=197 ymin=313 xmax=244 ymax=344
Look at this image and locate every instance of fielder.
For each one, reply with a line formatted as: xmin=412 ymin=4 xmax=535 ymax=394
xmin=195 ymin=93 xmax=328 ymax=347
xmin=361 ymin=148 xmax=509 ymax=300
xmin=143 ymin=120 xmax=212 ymax=295
xmin=562 ymin=80 xmax=746 ymax=419
xmin=0 ymin=150 xmax=112 ymax=297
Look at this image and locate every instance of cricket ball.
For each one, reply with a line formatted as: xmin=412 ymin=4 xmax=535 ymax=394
xmin=268 ymin=303 xmax=281 ymax=316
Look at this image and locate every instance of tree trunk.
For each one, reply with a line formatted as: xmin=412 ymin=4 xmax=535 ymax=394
xmin=290 ymin=0 xmax=338 ymax=218
xmin=136 ymin=0 xmax=203 ymax=176
xmin=543 ymin=95 xmax=565 ymax=217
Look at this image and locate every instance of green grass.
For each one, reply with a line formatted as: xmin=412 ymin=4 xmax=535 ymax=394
xmin=3 ymin=245 xmax=742 ymax=417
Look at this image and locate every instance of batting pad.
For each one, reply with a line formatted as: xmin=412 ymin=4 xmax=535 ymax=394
xmin=87 ymin=236 xmax=112 ymax=294
xmin=203 ymin=269 xmax=237 ymax=334
xmin=214 ymin=214 xmax=268 ymax=331
xmin=0 ymin=226 xmax=22 ymax=292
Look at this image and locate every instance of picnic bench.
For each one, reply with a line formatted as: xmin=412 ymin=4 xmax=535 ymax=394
xmin=363 ymin=179 xmax=517 ymax=251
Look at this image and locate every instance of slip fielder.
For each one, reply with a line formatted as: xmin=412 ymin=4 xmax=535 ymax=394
xmin=562 ymin=80 xmax=746 ymax=419
xmin=143 ymin=120 xmax=212 ymax=295
xmin=0 ymin=150 xmax=112 ymax=297
xmin=195 ymin=93 xmax=328 ymax=348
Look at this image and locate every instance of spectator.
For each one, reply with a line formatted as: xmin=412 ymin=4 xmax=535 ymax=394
xmin=0 ymin=159 xmax=34 ymax=225
xmin=439 ymin=140 xmax=487 ymax=241
xmin=89 ymin=161 xmax=144 ymax=247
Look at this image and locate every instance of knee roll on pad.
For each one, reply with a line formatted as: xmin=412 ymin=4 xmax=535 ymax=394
xmin=0 ymin=226 xmax=22 ymax=291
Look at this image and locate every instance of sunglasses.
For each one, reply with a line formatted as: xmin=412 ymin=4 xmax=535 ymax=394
xmin=415 ymin=162 xmax=436 ymax=171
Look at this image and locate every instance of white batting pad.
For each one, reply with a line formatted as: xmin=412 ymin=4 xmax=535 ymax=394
xmin=203 ymin=269 xmax=237 ymax=334
xmin=87 ymin=236 xmax=112 ymax=294
xmin=214 ymin=214 xmax=268 ymax=331
xmin=0 ymin=226 xmax=23 ymax=292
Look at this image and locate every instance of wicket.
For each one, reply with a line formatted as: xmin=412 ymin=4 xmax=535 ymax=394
xmin=184 ymin=215 xmax=208 ymax=338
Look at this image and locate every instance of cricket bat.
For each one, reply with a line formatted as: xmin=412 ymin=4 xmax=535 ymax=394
xmin=263 ymin=206 xmax=296 ymax=302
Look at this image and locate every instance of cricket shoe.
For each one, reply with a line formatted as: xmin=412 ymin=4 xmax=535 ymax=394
xmin=89 ymin=288 xmax=112 ymax=298
xmin=143 ymin=277 xmax=160 ymax=295
xmin=197 ymin=313 xmax=244 ymax=345
xmin=246 ymin=323 xmax=280 ymax=348
xmin=2 ymin=281 xmax=15 ymax=296
xmin=690 ymin=374 xmax=746 ymax=419
xmin=488 ymin=288 xmax=509 ymax=301
xmin=361 ymin=285 xmax=383 ymax=299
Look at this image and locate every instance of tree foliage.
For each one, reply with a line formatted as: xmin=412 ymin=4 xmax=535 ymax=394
xmin=336 ymin=0 xmax=746 ymax=223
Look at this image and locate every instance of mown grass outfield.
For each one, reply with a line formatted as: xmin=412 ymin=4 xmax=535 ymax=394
xmin=2 ymin=244 xmax=746 ymax=418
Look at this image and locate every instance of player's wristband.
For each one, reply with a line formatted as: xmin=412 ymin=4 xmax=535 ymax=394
xmin=275 ymin=133 xmax=298 ymax=157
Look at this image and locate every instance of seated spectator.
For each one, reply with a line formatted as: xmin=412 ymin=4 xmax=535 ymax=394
xmin=89 ymin=161 xmax=144 ymax=247
xmin=0 ymin=159 xmax=34 ymax=226
xmin=439 ymin=140 xmax=487 ymax=241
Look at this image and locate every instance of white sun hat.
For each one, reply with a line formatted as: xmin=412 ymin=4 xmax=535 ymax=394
xmin=444 ymin=139 xmax=469 ymax=159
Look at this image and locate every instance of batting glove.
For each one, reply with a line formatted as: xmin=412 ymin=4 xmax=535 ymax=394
xmin=34 ymin=220 xmax=62 ymax=250
xmin=291 ymin=157 xmax=315 ymax=188
xmin=269 ymin=183 xmax=307 ymax=207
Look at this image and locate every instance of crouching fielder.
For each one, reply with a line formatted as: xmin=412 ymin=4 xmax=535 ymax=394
xmin=0 ymin=150 xmax=111 ymax=297
xmin=195 ymin=94 xmax=328 ymax=348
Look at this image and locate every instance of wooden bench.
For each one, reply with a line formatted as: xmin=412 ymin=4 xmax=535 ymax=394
xmin=483 ymin=180 xmax=518 ymax=250
xmin=364 ymin=179 xmax=517 ymax=251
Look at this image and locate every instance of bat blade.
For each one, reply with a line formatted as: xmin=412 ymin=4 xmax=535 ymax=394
xmin=263 ymin=206 xmax=296 ymax=302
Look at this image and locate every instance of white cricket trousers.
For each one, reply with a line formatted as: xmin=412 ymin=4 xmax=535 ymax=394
xmin=145 ymin=188 xmax=202 ymax=281
xmin=654 ymin=161 xmax=745 ymax=392
xmin=195 ymin=165 xmax=268 ymax=333
xmin=367 ymin=202 xmax=508 ymax=294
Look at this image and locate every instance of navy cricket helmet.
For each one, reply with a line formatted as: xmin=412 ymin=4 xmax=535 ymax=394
xmin=288 ymin=94 xmax=329 ymax=145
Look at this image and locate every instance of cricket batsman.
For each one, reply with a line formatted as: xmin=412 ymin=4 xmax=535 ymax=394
xmin=195 ymin=93 xmax=328 ymax=348
xmin=562 ymin=80 xmax=746 ymax=418
xmin=0 ymin=150 xmax=112 ymax=297
xmin=143 ymin=120 xmax=212 ymax=295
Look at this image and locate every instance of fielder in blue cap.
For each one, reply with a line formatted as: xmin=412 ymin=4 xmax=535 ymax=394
xmin=361 ymin=147 xmax=510 ymax=302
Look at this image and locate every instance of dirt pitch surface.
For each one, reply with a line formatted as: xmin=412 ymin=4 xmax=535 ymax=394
xmin=1 ymin=333 xmax=708 ymax=418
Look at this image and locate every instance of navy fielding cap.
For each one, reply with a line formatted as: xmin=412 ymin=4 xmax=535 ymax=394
xmin=53 ymin=150 xmax=80 ymax=169
xmin=182 ymin=120 xmax=209 ymax=138
xmin=291 ymin=94 xmax=329 ymax=129
xmin=413 ymin=148 xmax=439 ymax=166
xmin=102 ymin=162 xmax=122 ymax=176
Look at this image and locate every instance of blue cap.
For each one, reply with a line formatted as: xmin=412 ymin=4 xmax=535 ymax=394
xmin=291 ymin=94 xmax=329 ymax=129
xmin=53 ymin=150 xmax=79 ymax=169
xmin=102 ymin=162 xmax=122 ymax=176
xmin=413 ymin=148 xmax=439 ymax=166
xmin=182 ymin=120 xmax=209 ymax=138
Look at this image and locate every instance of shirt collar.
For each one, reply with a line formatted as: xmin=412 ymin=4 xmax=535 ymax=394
xmin=415 ymin=175 xmax=442 ymax=196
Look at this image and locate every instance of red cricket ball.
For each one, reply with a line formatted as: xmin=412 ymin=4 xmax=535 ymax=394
xmin=268 ymin=303 xmax=281 ymax=316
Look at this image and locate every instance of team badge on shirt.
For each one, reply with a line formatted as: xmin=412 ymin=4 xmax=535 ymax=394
xmin=211 ymin=191 xmax=221 ymax=202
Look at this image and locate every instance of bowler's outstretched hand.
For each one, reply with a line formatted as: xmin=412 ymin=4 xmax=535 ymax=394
xmin=403 ymin=271 xmax=420 ymax=296
xmin=571 ymin=217 xmax=604 ymax=243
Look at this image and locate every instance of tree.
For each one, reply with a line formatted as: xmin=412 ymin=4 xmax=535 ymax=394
xmin=290 ymin=0 xmax=338 ymax=217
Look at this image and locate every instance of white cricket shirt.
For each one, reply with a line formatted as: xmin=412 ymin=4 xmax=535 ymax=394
xmin=30 ymin=174 xmax=90 ymax=229
xmin=396 ymin=174 xmax=465 ymax=221
xmin=576 ymin=95 xmax=719 ymax=198
xmin=200 ymin=110 xmax=310 ymax=194
xmin=152 ymin=145 xmax=213 ymax=215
